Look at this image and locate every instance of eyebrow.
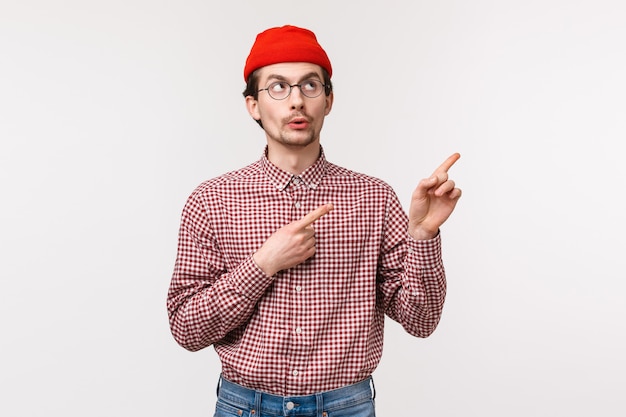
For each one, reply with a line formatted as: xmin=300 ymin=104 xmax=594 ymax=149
xmin=265 ymin=72 xmax=322 ymax=83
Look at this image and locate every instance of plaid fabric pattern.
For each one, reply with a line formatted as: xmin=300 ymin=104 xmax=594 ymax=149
xmin=167 ymin=148 xmax=446 ymax=396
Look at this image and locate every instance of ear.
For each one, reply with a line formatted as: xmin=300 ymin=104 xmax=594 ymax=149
xmin=245 ymin=95 xmax=261 ymax=121
xmin=324 ymin=91 xmax=334 ymax=116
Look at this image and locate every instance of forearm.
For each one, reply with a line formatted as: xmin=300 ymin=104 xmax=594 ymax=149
xmin=168 ymin=255 xmax=273 ymax=351
xmin=383 ymin=234 xmax=447 ymax=338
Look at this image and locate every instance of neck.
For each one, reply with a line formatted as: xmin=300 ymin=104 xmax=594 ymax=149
xmin=266 ymin=142 xmax=321 ymax=175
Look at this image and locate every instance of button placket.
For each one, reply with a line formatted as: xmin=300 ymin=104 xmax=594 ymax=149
xmin=286 ymin=175 xmax=314 ymax=387
xmin=293 ymin=179 xmax=303 ymax=210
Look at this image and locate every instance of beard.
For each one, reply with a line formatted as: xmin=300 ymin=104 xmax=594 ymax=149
xmin=274 ymin=130 xmax=317 ymax=147
xmin=265 ymin=113 xmax=321 ymax=148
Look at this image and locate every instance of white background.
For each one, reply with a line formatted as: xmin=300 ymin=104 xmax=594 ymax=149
xmin=1 ymin=1 xmax=625 ymax=416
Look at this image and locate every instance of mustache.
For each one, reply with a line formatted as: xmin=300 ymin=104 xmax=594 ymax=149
xmin=283 ymin=112 xmax=310 ymax=123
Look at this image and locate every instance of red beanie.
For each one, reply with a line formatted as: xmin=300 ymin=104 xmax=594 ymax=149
xmin=243 ymin=25 xmax=332 ymax=81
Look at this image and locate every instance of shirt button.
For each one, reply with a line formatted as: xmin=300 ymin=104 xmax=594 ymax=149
xmin=294 ymin=202 xmax=301 ymax=208
xmin=295 ymin=285 xmax=302 ymax=292
xmin=292 ymin=370 xmax=299 ymax=376
xmin=295 ymin=327 xmax=302 ymax=334
xmin=286 ymin=401 xmax=295 ymax=410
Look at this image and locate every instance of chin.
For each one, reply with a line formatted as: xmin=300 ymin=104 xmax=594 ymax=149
xmin=278 ymin=134 xmax=318 ymax=147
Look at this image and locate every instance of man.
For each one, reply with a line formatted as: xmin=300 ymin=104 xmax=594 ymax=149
xmin=167 ymin=25 xmax=461 ymax=417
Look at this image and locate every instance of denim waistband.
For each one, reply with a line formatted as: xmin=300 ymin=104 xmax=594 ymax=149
xmin=217 ymin=376 xmax=375 ymax=416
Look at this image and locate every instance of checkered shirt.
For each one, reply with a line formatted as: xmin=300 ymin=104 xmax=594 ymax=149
xmin=167 ymin=148 xmax=447 ymax=395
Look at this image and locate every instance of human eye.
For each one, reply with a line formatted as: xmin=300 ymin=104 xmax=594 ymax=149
xmin=270 ymin=81 xmax=289 ymax=93
xmin=301 ymin=79 xmax=320 ymax=92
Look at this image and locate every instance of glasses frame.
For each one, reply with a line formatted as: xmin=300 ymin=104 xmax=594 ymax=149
xmin=258 ymin=79 xmax=328 ymax=100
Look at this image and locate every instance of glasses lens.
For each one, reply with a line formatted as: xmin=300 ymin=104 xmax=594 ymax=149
xmin=268 ymin=81 xmax=290 ymax=100
xmin=300 ymin=80 xmax=323 ymax=98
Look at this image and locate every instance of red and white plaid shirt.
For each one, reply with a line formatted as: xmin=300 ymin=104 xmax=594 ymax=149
xmin=167 ymin=148 xmax=446 ymax=396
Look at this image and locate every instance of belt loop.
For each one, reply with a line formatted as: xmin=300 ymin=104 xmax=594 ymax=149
xmin=254 ymin=390 xmax=261 ymax=415
xmin=216 ymin=374 xmax=223 ymax=397
xmin=316 ymin=392 xmax=324 ymax=417
xmin=370 ymin=376 xmax=376 ymax=400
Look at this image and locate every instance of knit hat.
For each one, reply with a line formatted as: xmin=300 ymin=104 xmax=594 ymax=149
xmin=243 ymin=25 xmax=332 ymax=81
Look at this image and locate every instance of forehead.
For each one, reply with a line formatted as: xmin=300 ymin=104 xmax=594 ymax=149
xmin=256 ymin=62 xmax=325 ymax=83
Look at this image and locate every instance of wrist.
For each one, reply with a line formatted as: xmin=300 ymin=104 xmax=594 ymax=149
xmin=409 ymin=228 xmax=438 ymax=241
xmin=252 ymin=251 xmax=277 ymax=277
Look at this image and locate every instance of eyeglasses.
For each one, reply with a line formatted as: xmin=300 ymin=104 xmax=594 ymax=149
xmin=258 ymin=79 xmax=327 ymax=100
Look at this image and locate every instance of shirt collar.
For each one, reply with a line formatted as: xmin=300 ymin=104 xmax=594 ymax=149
xmin=261 ymin=146 xmax=328 ymax=191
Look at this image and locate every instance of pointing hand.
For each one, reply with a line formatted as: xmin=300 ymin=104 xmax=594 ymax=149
xmin=408 ymin=154 xmax=462 ymax=240
xmin=253 ymin=204 xmax=334 ymax=276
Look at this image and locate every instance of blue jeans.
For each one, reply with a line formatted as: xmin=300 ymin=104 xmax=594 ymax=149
xmin=214 ymin=376 xmax=376 ymax=417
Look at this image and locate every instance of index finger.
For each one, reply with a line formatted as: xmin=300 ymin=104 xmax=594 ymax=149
xmin=432 ymin=153 xmax=461 ymax=175
xmin=300 ymin=204 xmax=334 ymax=226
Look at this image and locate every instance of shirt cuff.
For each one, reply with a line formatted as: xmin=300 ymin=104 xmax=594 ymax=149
xmin=406 ymin=232 xmax=442 ymax=269
xmin=230 ymin=255 xmax=275 ymax=301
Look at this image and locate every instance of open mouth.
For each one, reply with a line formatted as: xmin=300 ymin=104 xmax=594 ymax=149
xmin=288 ymin=117 xmax=309 ymax=129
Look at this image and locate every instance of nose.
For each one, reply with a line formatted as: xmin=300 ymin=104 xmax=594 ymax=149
xmin=289 ymin=85 xmax=305 ymax=109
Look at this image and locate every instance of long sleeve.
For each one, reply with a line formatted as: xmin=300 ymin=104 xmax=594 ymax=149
xmin=166 ymin=190 xmax=274 ymax=352
xmin=377 ymin=193 xmax=447 ymax=338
